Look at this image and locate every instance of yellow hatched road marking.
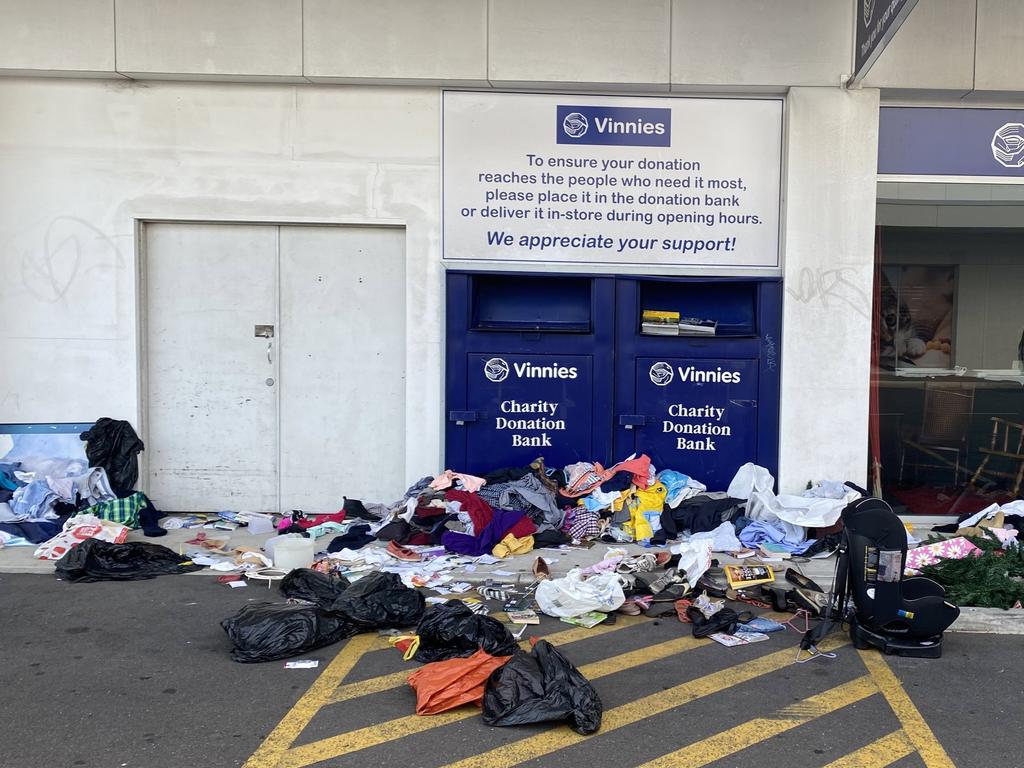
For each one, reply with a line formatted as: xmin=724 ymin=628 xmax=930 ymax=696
xmin=430 ymin=637 xmax=851 ymax=768
xmin=330 ymin=614 xmax=650 ymax=705
xmin=821 ymin=730 xmax=916 ymax=768
xmin=635 ymin=676 xmax=877 ymax=768
xmin=278 ymin=632 xmax=721 ymax=768
xmin=859 ymin=650 xmax=956 ymax=768
xmin=241 ymin=633 xmax=377 ymax=768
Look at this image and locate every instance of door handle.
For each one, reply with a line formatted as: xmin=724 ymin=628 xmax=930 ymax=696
xmin=267 ymin=342 xmax=272 ymax=364
xmin=449 ymin=410 xmax=478 ymax=425
xmin=619 ymin=414 xmax=648 ymax=430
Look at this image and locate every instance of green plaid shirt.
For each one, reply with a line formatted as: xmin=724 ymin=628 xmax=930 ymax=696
xmin=84 ymin=492 xmax=147 ymax=528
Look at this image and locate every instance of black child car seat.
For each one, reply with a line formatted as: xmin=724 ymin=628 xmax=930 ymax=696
xmin=804 ymin=495 xmax=960 ymax=659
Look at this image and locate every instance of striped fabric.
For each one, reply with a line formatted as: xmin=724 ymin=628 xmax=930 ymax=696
xmin=83 ymin=492 xmax=148 ymax=528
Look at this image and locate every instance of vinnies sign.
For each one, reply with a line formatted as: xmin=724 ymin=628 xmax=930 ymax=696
xmin=442 ymin=91 xmax=783 ymax=268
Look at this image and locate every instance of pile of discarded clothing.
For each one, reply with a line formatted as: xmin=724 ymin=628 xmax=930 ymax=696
xmin=306 ymin=458 xmax=855 ymax=577
xmin=1 ymin=419 xmax=166 ymax=554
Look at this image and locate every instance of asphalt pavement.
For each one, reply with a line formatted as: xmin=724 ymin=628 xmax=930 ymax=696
xmin=1 ymin=571 xmax=1018 ymax=768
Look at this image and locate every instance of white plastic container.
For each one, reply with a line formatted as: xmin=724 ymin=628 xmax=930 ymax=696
xmin=271 ymin=536 xmax=315 ymax=571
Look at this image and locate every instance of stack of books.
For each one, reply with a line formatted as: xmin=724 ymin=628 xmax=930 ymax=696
xmin=641 ymin=309 xmax=680 ymax=336
xmin=641 ymin=309 xmax=718 ymax=336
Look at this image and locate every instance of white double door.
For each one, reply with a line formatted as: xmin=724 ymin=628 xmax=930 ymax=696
xmin=144 ymin=223 xmax=406 ymax=513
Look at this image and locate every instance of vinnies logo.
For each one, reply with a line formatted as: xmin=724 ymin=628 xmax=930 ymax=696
xmin=557 ymin=105 xmax=671 ymax=147
xmin=649 ymin=362 xmax=674 ymax=387
xmin=562 ymin=112 xmax=589 ymax=138
xmin=484 ymin=357 xmax=510 ymax=382
xmin=992 ymin=123 xmax=1024 ymax=168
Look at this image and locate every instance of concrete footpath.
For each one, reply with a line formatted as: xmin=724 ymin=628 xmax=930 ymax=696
xmin=3 ymin=520 xmax=1020 ymax=633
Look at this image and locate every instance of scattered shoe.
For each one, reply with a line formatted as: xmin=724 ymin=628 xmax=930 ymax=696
xmin=533 ymin=556 xmax=551 ymax=581
xmin=386 ymin=541 xmax=421 ymax=562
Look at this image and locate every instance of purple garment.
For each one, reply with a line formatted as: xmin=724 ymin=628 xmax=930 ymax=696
xmin=441 ymin=508 xmax=527 ymax=557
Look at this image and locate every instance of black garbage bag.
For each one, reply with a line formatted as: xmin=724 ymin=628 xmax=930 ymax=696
xmin=80 ymin=418 xmax=145 ymax=497
xmin=482 ymin=640 xmax=602 ymax=735
xmin=55 ymin=538 xmax=205 ymax=583
xmin=329 ymin=571 xmax=425 ymax=628
xmin=221 ymin=602 xmax=359 ymax=663
xmin=280 ymin=568 xmax=350 ymax=609
xmin=413 ymin=600 xmax=519 ymax=663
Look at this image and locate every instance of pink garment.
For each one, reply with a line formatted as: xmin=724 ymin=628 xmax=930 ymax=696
xmin=430 ymin=470 xmax=487 ymax=493
xmin=905 ymin=537 xmax=982 ymax=575
xmin=560 ymin=454 xmax=653 ymax=498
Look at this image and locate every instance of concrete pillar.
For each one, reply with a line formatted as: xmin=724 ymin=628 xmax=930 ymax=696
xmin=778 ymin=86 xmax=880 ymax=492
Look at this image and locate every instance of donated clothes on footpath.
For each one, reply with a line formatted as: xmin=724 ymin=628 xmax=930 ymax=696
xmin=476 ymin=473 xmax=562 ymax=530
xmin=651 ymin=494 xmax=743 ymax=544
xmin=84 ymin=492 xmax=153 ymax=529
xmin=492 ymin=533 xmax=534 ymax=558
xmin=429 ymin=470 xmax=487 ymax=493
xmin=442 ymin=506 xmax=536 ymax=557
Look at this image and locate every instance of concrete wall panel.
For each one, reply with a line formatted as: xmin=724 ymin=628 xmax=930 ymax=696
xmin=115 ymin=0 xmax=303 ymax=78
xmin=975 ymin=0 xmax=1024 ymax=93
xmin=863 ymin=0 xmax=976 ymax=93
xmin=488 ymin=0 xmax=671 ymax=89
xmin=0 ymin=0 xmax=116 ymax=75
xmin=672 ymin=0 xmax=851 ymax=88
xmin=304 ymin=0 xmax=487 ymax=84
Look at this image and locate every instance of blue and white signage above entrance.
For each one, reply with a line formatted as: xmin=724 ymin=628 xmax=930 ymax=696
xmin=878 ymin=107 xmax=1024 ymax=177
xmin=443 ymin=91 xmax=783 ymax=268
xmin=556 ymin=105 xmax=671 ymax=147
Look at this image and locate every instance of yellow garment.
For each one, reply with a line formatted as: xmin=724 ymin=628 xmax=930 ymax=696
xmin=634 ymin=482 xmax=668 ymax=512
xmin=492 ymin=533 xmax=534 ymax=558
xmin=622 ymin=482 xmax=667 ymax=540
xmin=624 ymin=507 xmax=654 ymax=541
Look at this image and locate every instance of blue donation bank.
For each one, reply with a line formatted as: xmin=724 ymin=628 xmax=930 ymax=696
xmin=445 ymin=273 xmax=781 ymax=491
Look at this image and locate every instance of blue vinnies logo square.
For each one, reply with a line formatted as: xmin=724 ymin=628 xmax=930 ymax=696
xmin=556 ymin=105 xmax=671 ymax=147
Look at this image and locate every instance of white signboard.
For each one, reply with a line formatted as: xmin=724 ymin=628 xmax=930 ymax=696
xmin=442 ymin=91 xmax=783 ymax=268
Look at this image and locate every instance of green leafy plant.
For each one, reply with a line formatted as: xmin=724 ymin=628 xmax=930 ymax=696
xmin=917 ymin=532 xmax=1024 ymax=609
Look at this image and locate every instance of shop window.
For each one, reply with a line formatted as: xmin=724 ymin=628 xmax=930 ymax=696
xmin=870 ymin=223 xmax=1024 ymax=516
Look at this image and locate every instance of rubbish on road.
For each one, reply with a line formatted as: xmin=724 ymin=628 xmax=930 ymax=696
xmin=408 ymin=648 xmax=510 ymax=715
xmin=280 ymin=568 xmax=350 ymax=609
xmin=740 ymin=616 xmax=786 ymax=633
xmin=222 ymin=602 xmax=359 ymax=663
xmin=482 ymin=639 xmax=602 ymax=735
xmin=710 ymin=630 xmax=769 ymax=646
xmin=535 ymin=568 xmax=625 ymax=618
xmin=54 ymin=538 xmax=204 ymax=582
xmin=724 ymin=564 xmax=775 ymax=589
xmin=330 ymin=572 xmax=425 ymax=629
xmin=505 ymin=608 xmax=539 ymax=624
xmin=411 ymin=600 xmax=518 ymax=663
xmin=688 ymin=604 xmax=747 ymax=638
xmin=244 ymin=568 xmax=289 ymax=587
xmin=559 ymin=611 xmax=607 ymax=628
xmin=283 ymin=659 xmax=319 ymax=668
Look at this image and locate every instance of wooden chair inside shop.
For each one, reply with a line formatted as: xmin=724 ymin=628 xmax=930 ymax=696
xmin=899 ymin=382 xmax=975 ymax=486
xmin=969 ymin=416 xmax=1024 ymax=496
